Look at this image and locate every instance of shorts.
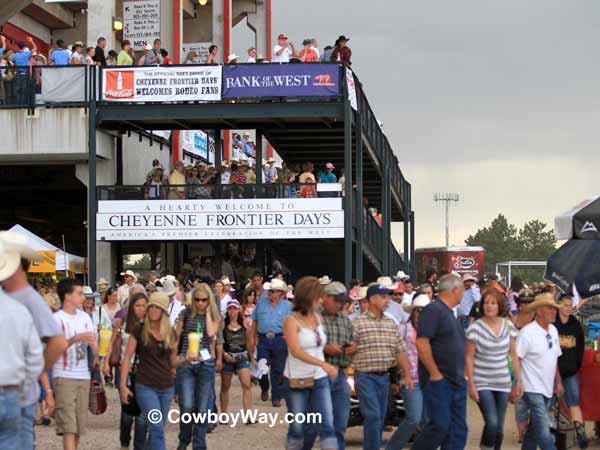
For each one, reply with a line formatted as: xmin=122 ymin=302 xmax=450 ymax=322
xmin=515 ymin=396 xmax=529 ymax=423
xmin=222 ymin=355 xmax=250 ymax=374
xmin=54 ymin=378 xmax=89 ymax=436
xmin=563 ymin=374 xmax=580 ymax=407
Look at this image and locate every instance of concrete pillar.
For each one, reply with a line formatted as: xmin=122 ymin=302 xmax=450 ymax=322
xmin=212 ymin=0 xmax=228 ymax=59
xmin=161 ymin=0 xmax=176 ymax=59
xmin=86 ymin=0 xmax=116 ymax=48
xmin=246 ymin=0 xmax=267 ymax=56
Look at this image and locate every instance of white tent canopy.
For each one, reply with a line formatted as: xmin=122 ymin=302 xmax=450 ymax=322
xmin=8 ymin=224 xmax=85 ymax=273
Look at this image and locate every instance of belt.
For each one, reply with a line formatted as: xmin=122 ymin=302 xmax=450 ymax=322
xmin=361 ymin=371 xmax=388 ymax=376
xmin=0 ymin=385 xmax=19 ymax=392
xmin=260 ymin=332 xmax=282 ymax=339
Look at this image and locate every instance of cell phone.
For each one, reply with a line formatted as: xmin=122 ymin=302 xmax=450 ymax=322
xmin=342 ymin=342 xmax=351 ymax=348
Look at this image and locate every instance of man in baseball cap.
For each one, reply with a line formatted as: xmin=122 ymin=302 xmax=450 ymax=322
xmin=273 ymin=33 xmax=296 ymax=63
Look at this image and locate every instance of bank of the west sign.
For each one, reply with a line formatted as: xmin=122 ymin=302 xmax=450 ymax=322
xmin=97 ymin=198 xmax=344 ymax=241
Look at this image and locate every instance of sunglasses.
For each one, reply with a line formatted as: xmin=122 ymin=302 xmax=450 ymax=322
xmin=195 ymin=297 xmax=209 ymax=303
xmin=314 ymin=329 xmax=322 ymax=347
xmin=546 ymin=333 xmax=553 ymax=349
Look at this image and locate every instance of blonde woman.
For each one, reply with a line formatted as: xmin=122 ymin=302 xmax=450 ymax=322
xmin=120 ymin=292 xmax=191 ymax=450
xmin=174 ymin=283 xmax=218 ymax=450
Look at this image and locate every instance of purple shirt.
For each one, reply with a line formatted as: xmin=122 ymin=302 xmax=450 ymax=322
xmin=399 ymin=321 xmax=419 ymax=381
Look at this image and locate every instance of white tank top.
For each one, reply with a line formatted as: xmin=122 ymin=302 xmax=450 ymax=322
xmin=284 ymin=315 xmax=327 ymax=380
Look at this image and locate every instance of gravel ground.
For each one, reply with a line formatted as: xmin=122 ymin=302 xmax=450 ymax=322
xmin=35 ymin=378 xmax=585 ymax=450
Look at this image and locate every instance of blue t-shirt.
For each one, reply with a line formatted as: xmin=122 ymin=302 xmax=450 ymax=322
xmin=51 ymin=49 xmax=70 ymax=65
xmin=251 ymin=297 xmax=292 ymax=334
xmin=417 ymin=299 xmax=466 ymax=387
xmin=319 ymin=172 xmax=337 ymax=183
xmin=13 ymin=50 xmax=32 ymax=66
xmin=0 ymin=48 xmax=4 ymax=56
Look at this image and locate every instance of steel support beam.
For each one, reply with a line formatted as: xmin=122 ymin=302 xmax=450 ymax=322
xmin=87 ymin=69 xmax=97 ymax=289
xmin=343 ymin=100 xmax=353 ymax=285
xmin=410 ymin=210 xmax=415 ymax=279
xmin=355 ymin=109 xmax=364 ymax=281
xmin=214 ymin=129 xmax=222 ymax=198
xmin=381 ymin=152 xmax=391 ymax=276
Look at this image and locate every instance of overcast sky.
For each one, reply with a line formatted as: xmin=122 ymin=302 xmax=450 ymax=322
xmin=241 ymin=1 xmax=600 ymax=248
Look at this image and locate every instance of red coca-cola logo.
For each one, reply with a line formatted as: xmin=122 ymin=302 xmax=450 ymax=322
xmin=104 ymin=70 xmax=134 ymax=100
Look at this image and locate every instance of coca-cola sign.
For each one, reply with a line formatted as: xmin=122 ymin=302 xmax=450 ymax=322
xmin=104 ymin=70 xmax=134 ymax=100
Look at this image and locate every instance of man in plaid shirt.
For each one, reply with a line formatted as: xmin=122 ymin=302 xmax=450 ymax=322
xmin=352 ymin=284 xmax=413 ymax=450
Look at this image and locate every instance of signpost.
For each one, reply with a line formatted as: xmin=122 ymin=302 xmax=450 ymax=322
xmin=123 ymin=0 xmax=161 ymax=50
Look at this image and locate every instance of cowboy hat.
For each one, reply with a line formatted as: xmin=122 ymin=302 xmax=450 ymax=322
xmin=403 ymin=294 xmax=431 ymax=313
xmin=82 ymin=286 xmax=94 ymax=297
xmin=462 ymin=274 xmax=478 ymax=283
xmin=268 ymin=278 xmax=288 ymax=292
xmin=0 ymin=241 xmax=21 ymax=282
xmin=158 ymin=278 xmax=178 ymax=297
xmin=120 ymin=270 xmax=138 ymax=282
xmin=266 ymin=157 xmax=276 ymax=164
xmin=350 ymin=286 xmax=368 ymax=301
xmin=376 ymin=276 xmax=394 ymax=288
xmin=525 ymin=293 xmax=563 ymax=313
xmin=96 ymin=277 xmax=110 ymax=287
xmin=227 ymin=53 xmax=240 ymax=63
xmin=318 ymin=275 xmax=332 ymax=285
xmin=394 ymin=270 xmax=409 ymax=281
xmin=221 ymin=277 xmax=235 ymax=285
xmin=147 ymin=292 xmax=170 ymax=314
xmin=0 ymin=231 xmax=43 ymax=262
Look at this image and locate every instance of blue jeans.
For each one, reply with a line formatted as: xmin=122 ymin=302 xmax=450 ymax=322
xmin=120 ymin=408 xmax=148 ymax=450
xmin=19 ymin=402 xmax=36 ymax=450
xmin=354 ymin=371 xmax=389 ymax=450
xmin=178 ymin=360 xmax=216 ymax=450
xmin=477 ymin=390 xmax=509 ymax=450
xmin=257 ymin=335 xmax=288 ymax=402
xmin=521 ymin=392 xmax=556 ymax=450
xmin=285 ymin=376 xmax=337 ymax=450
xmin=386 ymin=382 xmax=423 ymax=450
xmin=302 ymin=370 xmax=351 ymax=450
xmin=0 ymin=390 xmax=22 ymax=450
xmin=135 ymin=383 xmax=175 ymax=450
xmin=412 ymin=379 xmax=467 ymax=450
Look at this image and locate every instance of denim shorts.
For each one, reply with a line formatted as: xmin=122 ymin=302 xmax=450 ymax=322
xmin=222 ymin=355 xmax=250 ymax=374
xmin=562 ymin=374 xmax=580 ymax=407
xmin=515 ymin=396 xmax=529 ymax=423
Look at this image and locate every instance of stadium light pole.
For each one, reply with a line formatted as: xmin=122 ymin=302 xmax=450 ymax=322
xmin=434 ymin=193 xmax=460 ymax=248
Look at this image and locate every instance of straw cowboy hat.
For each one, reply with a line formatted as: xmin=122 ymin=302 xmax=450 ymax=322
xmin=318 ymin=275 xmax=332 ymax=285
xmin=0 ymin=241 xmax=20 ymax=282
xmin=159 ymin=278 xmax=178 ymax=297
xmin=147 ymin=292 xmax=170 ymax=314
xmin=120 ymin=270 xmax=138 ymax=282
xmin=525 ymin=293 xmax=563 ymax=313
xmin=350 ymin=286 xmax=368 ymax=301
xmin=266 ymin=278 xmax=288 ymax=292
xmin=403 ymin=294 xmax=431 ymax=313
xmin=96 ymin=277 xmax=110 ymax=288
xmin=227 ymin=53 xmax=240 ymax=63
xmin=0 ymin=231 xmax=43 ymax=262
xmin=376 ymin=276 xmax=394 ymax=288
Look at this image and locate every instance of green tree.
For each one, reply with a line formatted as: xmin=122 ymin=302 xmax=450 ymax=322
xmin=465 ymin=214 xmax=556 ymax=283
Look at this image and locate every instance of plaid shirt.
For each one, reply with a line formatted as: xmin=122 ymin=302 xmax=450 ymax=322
xmin=351 ymin=310 xmax=407 ymax=373
xmin=322 ymin=312 xmax=353 ymax=368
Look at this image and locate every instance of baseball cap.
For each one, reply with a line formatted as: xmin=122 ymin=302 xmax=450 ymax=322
xmin=278 ymin=33 xmax=288 ymax=40
xmin=367 ymin=284 xmax=394 ymax=298
xmin=226 ymin=299 xmax=241 ymax=310
xmin=324 ymin=281 xmax=348 ymax=301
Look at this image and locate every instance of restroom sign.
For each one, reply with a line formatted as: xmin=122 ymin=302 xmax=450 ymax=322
xmin=123 ymin=0 xmax=161 ymax=50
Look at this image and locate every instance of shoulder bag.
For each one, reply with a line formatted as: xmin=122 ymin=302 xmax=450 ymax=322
xmin=286 ymin=315 xmax=316 ymax=390
xmin=109 ymin=317 xmax=123 ymax=367
xmin=121 ymin=331 xmax=141 ymax=416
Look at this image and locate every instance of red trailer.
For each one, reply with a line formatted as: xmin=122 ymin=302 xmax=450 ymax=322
xmin=415 ymin=246 xmax=485 ymax=282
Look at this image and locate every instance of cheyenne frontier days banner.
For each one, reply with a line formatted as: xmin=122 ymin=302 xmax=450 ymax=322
xmin=97 ymin=198 xmax=344 ymax=241
xmin=102 ymin=66 xmax=222 ymax=102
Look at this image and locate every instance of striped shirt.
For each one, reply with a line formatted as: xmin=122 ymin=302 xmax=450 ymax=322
xmin=466 ymin=318 xmax=518 ymax=392
xmin=177 ymin=308 xmax=212 ymax=357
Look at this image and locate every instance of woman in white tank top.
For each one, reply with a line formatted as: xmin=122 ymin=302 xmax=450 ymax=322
xmin=283 ymin=276 xmax=338 ymax=450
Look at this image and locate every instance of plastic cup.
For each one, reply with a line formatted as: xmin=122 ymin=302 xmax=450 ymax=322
xmin=188 ymin=332 xmax=201 ymax=357
xmin=98 ymin=329 xmax=112 ymax=357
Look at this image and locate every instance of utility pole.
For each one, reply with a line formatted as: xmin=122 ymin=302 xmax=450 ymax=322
xmin=434 ymin=193 xmax=460 ymax=247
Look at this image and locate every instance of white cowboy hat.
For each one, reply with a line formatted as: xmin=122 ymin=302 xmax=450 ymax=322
xmin=403 ymin=294 xmax=431 ymax=313
xmin=120 ymin=270 xmax=138 ymax=282
xmin=376 ymin=276 xmax=394 ymax=288
xmin=394 ymin=270 xmax=409 ymax=281
xmin=158 ymin=278 xmax=178 ymax=297
xmin=0 ymin=231 xmax=43 ymax=262
xmin=268 ymin=278 xmax=288 ymax=292
xmin=221 ymin=277 xmax=234 ymax=285
xmin=318 ymin=275 xmax=332 ymax=285
xmin=227 ymin=53 xmax=240 ymax=63
xmin=349 ymin=286 xmax=368 ymax=301
xmin=0 ymin=241 xmax=21 ymax=282
xmin=462 ymin=274 xmax=478 ymax=283
xmin=83 ymin=286 xmax=94 ymax=297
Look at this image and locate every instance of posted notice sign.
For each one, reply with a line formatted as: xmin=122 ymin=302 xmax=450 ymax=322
xmin=97 ymin=198 xmax=344 ymax=241
xmin=124 ymin=0 xmax=161 ymax=50
xmin=102 ymin=66 xmax=222 ymax=102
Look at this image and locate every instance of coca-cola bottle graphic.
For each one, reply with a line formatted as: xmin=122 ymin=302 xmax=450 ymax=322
xmin=117 ymin=72 xmax=123 ymax=91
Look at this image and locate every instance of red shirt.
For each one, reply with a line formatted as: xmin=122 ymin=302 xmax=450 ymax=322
xmin=332 ymin=46 xmax=352 ymax=65
xmin=299 ymin=48 xmax=319 ymax=62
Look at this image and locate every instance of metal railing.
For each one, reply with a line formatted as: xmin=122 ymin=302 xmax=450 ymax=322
xmin=97 ymin=182 xmax=343 ymax=201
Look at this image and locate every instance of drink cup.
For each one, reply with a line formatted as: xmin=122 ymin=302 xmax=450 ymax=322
xmin=188 ymin=332 xmax=201 ymax=358
xmin=99 ymin=329 xmax=112 ymax=357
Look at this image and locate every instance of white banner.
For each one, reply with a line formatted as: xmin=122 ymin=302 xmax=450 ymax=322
xmin=182 ymin=42 xmax=213 ymax=63
xmin=40 ymin=67 xmax=86 ymax=103
xmin=102 ymin=66 xmax=222 ymax=102
xmin=124 ymin=0 xmax=161 ymax=50
xmin=346 ymin=67 xmax=358 ymax=111
xmin=97 ymin=198 xmax=344 ymax=241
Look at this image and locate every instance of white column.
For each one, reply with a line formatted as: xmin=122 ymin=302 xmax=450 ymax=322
xmin=86 ymin=0 xmax=116 ymax=48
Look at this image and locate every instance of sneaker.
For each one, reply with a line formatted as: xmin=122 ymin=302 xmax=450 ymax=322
xmin=272 ymin=400 xmax=281 ymax=407
xmin=575 ymin=422 xmax=589 ymax=449
xmin=261 ymin=391 xmax=269 ymax=402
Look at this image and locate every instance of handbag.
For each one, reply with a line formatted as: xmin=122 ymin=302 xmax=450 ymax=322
xmin=121 ymin=336 xmax=141 ymax=416
xmin=286 ymin=316 xmax=317 ymax=390
xmin=89 ymin=378 xmax=108 ymax=415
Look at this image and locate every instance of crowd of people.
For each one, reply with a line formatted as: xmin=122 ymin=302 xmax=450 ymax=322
xmin=1 ymin=225 xmax=596 ymax=450
xmin=0 ymin=32 xmax=352 ymax=105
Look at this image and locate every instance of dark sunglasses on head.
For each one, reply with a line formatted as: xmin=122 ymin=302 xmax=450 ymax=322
xmin=546 ymin=333 xmax=553 ymax=349
xmin=195 ymin=297 xmax=209 ymax=302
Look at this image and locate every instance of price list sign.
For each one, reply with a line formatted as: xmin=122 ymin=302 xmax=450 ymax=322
xmin=124 ymin=0 xmax=161 ymax=50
